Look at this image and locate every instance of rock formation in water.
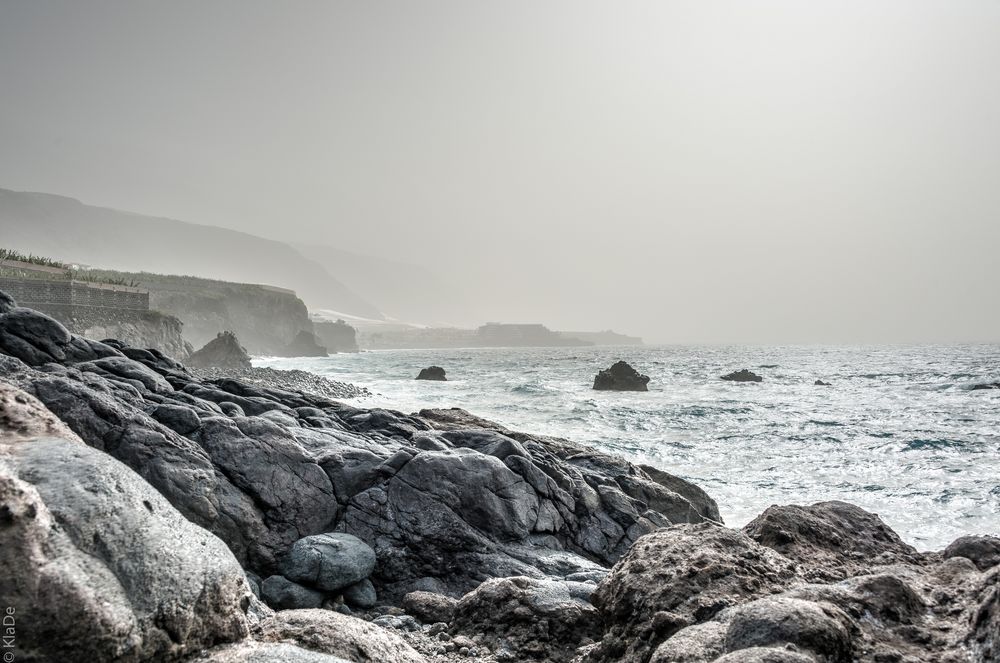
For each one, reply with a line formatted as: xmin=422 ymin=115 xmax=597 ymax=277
xmin=187 ymin=331 xmax=253 ymax=369
xmin=1 ymin=290 xmax=997 ymax=663
xmin=313 ymin=318 xmax=360 ymax=353
xmin=972 ymin=382 xmax=1000 ymax=390
xmin=416 ymin=366 xmax=447 ymax=381
xmin=722 ymin=369 xmax=763 ymax=382
xmin=593 ymin=360 xmax=650 ymax=391
xmin=814 ymin=379 xmax=831 ymax=386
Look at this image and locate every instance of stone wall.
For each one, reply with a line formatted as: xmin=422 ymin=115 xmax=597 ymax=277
xmin=0 ymin=277 xmax=149 ymax=332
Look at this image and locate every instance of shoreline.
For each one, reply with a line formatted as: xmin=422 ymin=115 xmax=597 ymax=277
xmin=1 ymin=292 xmax=998 ymax=662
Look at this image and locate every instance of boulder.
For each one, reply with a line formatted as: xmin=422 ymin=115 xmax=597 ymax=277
xmin=194 ymin=641 xmax=354 ymax=663
xmin=416 ymin=366 xmax=447 ymax=381
xmin=742 ymin=501 xmax=919 ymax=581
xmin=342 ymin=578 xmax=377 ymax=609
xmin=814 ymin=380 xmax=831 ymax=386
xmin=721 ymin=369 xmax=763 ymax=382
xmin=260 ymin=576 xmax=326 ymax=610
xmin=282 ymin=533 xmax=377 ymax=592
xmin=587 ymin=524 xmax=797 ymax=663
xmin=971 ymin=382 xmax=1000 ymax=390
xmin=188 ymin=331 xmax=252 ymax=369
xmin=593 ymin=360 xmax=650 ymax=391
xmin=451 ymin=576 xmax=602 ymax=663
xmin=712 ymin=648 xmax=819 ymax=663
xmin=255 ymin=609 xmax=426 ymax=663
xmin=0 ymin=433 xmax=251 ymax=662
xmin=648 ymin=622 xmax=727 ymax=663
xmin=944 ymin=535 xmax=1000 ymax=571
xmin=403 ymin=591 xmax=458 ymax=624
xmin=723 ymin=597 xmax=853 ymax=662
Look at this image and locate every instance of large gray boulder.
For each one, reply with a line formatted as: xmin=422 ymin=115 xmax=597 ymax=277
xmin=260 ymin=575 xmax=326 ymax=610
xmin=586 ymin=524 xmax=798 ymax=663
xmin=254 ymin=609 xmax=426 ymax=663
xmin=723 ymin=597 xmax=854 ymax=662
xmin=282 ymin=532 xmax=377 ymax=592
xmin=742 ymin=501 xmax=920 ymax=581
xmin=0 ymin=434 xmax=252 ymax=662
xmin=452 ymin=576 xmax=602 ymax=662
xmin=188 ymin=331 xmax=252 ymax=369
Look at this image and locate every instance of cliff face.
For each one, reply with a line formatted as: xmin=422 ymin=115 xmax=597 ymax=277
xmin=82 ymin=310 xmax=192 ymax=362
xmin=83 ymin=271 xmax=316 ymax=356
xmin=313 ymin=319 xmax=359 ymax=353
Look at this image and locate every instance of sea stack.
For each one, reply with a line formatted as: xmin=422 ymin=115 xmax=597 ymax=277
xmin=721 ymin=369 xmax=763 ymax=383
xmin=416 ymin=366 xmax=447 ymax=381
xmin=593 ymin=360 xmax=650 ymax=391
xmin=186 ymin=331 xmax=252 ymax=369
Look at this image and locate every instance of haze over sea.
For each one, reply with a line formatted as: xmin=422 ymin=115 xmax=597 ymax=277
xmin=259 ymin=344 xmax=1000 ymax=551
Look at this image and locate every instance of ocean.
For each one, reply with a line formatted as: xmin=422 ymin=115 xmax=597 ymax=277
xmin=257 ymin=344 xmax=1000 ymax=551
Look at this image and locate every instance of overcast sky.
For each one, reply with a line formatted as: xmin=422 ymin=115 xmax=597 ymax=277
xmin=1 ymin=1 xmax=998 ymax=343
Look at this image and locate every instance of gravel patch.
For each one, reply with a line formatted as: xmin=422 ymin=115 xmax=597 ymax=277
xmin=190 ymin=366 xmax=370 ymax=400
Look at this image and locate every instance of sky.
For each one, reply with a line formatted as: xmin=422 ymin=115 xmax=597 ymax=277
xmin=1 ymin=1 xmax=998 ymax=343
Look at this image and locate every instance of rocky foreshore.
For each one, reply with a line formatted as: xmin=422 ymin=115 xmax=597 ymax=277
xmin=0 ymin=290 xmax=997 ymax=663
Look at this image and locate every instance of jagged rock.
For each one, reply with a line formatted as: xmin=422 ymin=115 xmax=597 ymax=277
xmin=814 ymin=380 xmax=831 ymax=386
xmin=282 ymin=533 xmax=377 ymax=592
xmin=403 ymin=591 xmax=458 ymax=624
xmin=451 ymin=576 xmax=602 ymax=662
xmin=254 ymin=609 xmax=426 ymax=662
xmin=713 ymin=648 xmax=818 ymax=663
xmin=260 ymin=576 xmax=326 ymax=610
xmin=970 ymin=568 xmax=1000 ymax=662
xmin=416 ymin=366 xmax=447 ymax=381
xmin=945 ymin=535 xmax=1000 ymax=571
xmin=194 ymin=641 xmax=354 ymax=663
xmin=593 ymin=360 xmax=650 ymax=391
xmin=0 ymin=433 xmax=251 ymax=662
xmin=648 ymin=622 xmax=728 ymax=662
xmin=721 ymin=369 xmax=763 ymax=382
xmin=742 ymin=501 xmax=920 ymax=581
xmin=278 ymin=330 xmax=328 ymax=358
xmin=342 ymin=578 xmax=377 ymax=609
xmin=723 ymin=597 xmax=854 ymax=662
xmin=586 ymin=524 xmax=798 ymax=663
xmin=188 ymin=331 xmax=252 ymax=369
xmin=971 ymin=382 xmax=1000 ymax=390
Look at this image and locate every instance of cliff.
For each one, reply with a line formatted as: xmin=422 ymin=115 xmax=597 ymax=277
xmin=81 ymin=269 xmax=317 ymax=356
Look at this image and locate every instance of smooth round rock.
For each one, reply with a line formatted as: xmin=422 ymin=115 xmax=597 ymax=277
xmin=282 ymin=533 xmax=376 ymax=592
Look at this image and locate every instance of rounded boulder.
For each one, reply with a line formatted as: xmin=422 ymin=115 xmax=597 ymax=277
xmin=282 ymin=533 xmax=376 ymax=592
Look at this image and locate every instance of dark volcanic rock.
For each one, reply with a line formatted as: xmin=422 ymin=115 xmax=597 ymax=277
xmin=416 ymin=365 xmax=447 ymax=381
xmin=586 ymin=523 xmax=797 ymax=663
xmin=188 ymin=331 xmax=253 ymax=369
xmin=452 ymin=576 xmax=602 ymax=662
xmin=814 ymin=379 xmax=832 ymax=386
xmin=722 ymin=369 xmax=763 ymax=382
xmin=403 ymin=591 xmax=458 ymax=624
xmin=282 ymin=532 xmax=377 ymax=592
xmin=260 ymin=576 xmax=326 ymax=610
xmin=723 ymin=597 xmax=854 ymax=662
xmin=944 ymin=535 xmax=1000 ymax=571
xmin=742 ymin=501 xmax=920 ymax=581
xmin=593 ymin=360 xmax=650 ymax=391
xmin=972 ymin=382 xmax=1000 ymax=390
xmin=278 ymin=330 xmax=328 ymax=358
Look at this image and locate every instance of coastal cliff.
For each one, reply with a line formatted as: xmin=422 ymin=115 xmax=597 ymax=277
xmin=0 ymin=290 xmax=996 ymax=663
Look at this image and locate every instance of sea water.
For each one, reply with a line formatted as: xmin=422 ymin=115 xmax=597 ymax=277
xmin=257 ymin=344 xmax=1000 ymax=551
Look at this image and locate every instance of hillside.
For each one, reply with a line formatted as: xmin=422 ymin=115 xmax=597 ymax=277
xmin=0 ymin=188 xmax=383 ymax=320
xmin=293 ymin=243 xmax=481 ymax=327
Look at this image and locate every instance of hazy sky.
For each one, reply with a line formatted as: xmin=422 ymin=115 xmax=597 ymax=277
xmin=1 ymin=1 xmax=998 ymax=343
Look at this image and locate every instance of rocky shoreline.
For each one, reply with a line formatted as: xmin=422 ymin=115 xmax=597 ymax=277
xmin=0 ymin=290 xmax=997 ymax=663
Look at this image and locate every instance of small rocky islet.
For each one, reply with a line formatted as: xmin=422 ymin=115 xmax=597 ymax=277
xmin=0 ymin=289 xmax=998 ymax=663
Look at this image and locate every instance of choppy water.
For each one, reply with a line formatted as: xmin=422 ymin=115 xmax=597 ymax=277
xmin=257 ymin=345 xmax=1000 ymax=551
